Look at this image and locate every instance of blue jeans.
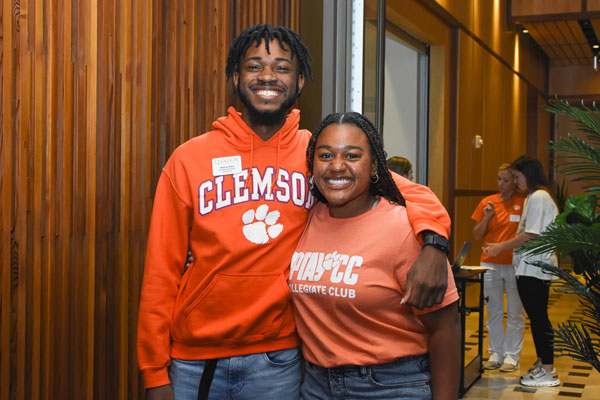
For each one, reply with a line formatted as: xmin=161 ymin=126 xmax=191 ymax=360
xmin=301 ymin=355 xmax=432 ymax=399
xmin=169 ymin=347 xmax=301 ymax=400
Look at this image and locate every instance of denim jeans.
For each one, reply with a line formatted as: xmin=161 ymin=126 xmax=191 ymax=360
xmin=169 ymin=347 xmax=301 ymax=400
xmin=301 ymin=354 xmax=432 ymax=400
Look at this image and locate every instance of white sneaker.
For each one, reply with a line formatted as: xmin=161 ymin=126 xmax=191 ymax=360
xmin=520 ymin=360 xmax=542 ymax=380
xmin=520 ymin=367 xmax=560 ymax=387
xmin=500 ymin=355 xmax=519 ymax=372
xmin=483 ymin=353 xmax=502 ymax=370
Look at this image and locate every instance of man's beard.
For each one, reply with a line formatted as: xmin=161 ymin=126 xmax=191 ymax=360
xmin=237 ymin=81 xmax=300 ymax=127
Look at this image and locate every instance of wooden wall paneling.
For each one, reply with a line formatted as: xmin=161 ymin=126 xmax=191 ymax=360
xmin=0 ymin=0 xmax=14 ymax=398
xmin=178 ymin=0 xmax=187 ymax=145
xmin=535 ymin=93 xmax=552 ymax=169
xmin=133 ymin=2 xmax=154 ymax=398
xmin=151 ymin=0 xmax=161 ymax=185
xmin=0 ymin=2 xmax=301 ymax=399
xmin=456 ymin=32 xmax=483 ymax=190
xmin=32 ymin=1 xmax=47 ymax=400
xmin=74 ymin=1 xmax=84 ymax=397
xmin=481 ymin=50 xmax=506 ymax=191
xmin=511 ymin=0 xmax=582 ymax=16
xmin=165 ymin=0 xmax=177 ymax=159
xmin=502 ymin=63 xmax=513 ymax=165
xmin=472 ymin=0 xmax=493 ymax=54
xmin=590 ymin=0 xmax=600 ymax=12
xmin=16 ymin=0 xmax=31 ymax=399
xmin=0 ymin=0 xmax=9 ymax=397
xmin=456 ymin=31 xmax=474 ymax=190
xmin=211 ymin=0 xmax=230 ymax=134
xmin=94 ymin=1 xmax=110 ymax=399
xmin=118 ymin=1 xmax=132 ymax=399
xmin=86 ymin=1 xmax=99 ymax=398
xmin=509 ymin=69 xmax=526 ymax=164
xmin=42 ymin=1 xmax=58 ymax=397
xmin=506 ymin=62 xmax=523 ymax=164
xmin=58 ymin=1 xmax=74 ymax=397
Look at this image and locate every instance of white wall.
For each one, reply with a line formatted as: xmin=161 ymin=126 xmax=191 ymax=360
xmin=383 ymin=32 xmax=419 ymax=178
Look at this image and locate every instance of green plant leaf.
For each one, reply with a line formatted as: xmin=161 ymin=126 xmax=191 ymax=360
xmin=555 ymin=194 xmax=600 ymax=225
xmin=517 ymin=224 xmax=600 ymax=257
xmin=553 ymin=323 xmax=600 ymax=372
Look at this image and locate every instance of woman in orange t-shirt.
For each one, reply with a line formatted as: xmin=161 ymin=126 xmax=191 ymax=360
xmin=289 ymin=112 xmax=460 ymax=400
xmin=471 ymin=164 xmax=525 ymax=372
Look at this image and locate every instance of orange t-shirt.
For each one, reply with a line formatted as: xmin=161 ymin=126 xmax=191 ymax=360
xmin=471 ymin=193 xmax=525 ymax=264
xmin=289 ymin=200 xmax=458 ymax=367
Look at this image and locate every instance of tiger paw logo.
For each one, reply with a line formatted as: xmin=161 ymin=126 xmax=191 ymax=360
xmin=322 ymin=251 xmax=342 ymax=270
xmin=242 ymin=204 xmax=284 ymax=244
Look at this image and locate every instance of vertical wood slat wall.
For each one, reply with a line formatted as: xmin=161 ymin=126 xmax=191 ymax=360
xmin=0 ymin=1 xmax=299 ymax=399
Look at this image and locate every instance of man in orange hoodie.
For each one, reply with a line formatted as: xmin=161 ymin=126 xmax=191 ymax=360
xmin=138 ymin=23 xmax=452 ymax=400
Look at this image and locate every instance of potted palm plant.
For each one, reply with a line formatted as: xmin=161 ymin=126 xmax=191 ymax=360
xmin=518 ymin=98 xmax=600 ymax=372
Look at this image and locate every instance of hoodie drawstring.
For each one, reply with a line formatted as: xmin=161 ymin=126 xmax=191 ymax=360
xmin=247 ymin=135 xmax=254 ymax=192
xmin=273 ymin=133 xmax=281 ymax=191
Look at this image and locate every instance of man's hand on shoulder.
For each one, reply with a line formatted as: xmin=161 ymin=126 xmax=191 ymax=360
xmin=402 ymin=234 xmax=448 ymax=310
xmin=146 ymin=384 xmax=173 ymax=400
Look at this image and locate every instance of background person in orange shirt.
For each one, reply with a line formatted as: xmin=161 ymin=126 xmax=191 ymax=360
xmin=472 ymin=163 xmax=526 ymax=372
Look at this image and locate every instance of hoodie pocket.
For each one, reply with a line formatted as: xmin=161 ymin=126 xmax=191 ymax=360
xmin=172 ymin=273 xmax=295 ymax=345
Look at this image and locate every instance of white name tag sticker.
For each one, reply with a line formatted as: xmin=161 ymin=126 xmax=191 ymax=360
xmin=510 ymin=214 xmax=520 ymax=222
xmin=212 ymin=156 xmax=242 ymax=176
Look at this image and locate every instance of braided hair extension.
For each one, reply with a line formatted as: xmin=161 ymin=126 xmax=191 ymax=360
xmin=226 ymin=23 xmax=313 ymax=81
xmin=306 ymin=112 xmax=406 ymax=206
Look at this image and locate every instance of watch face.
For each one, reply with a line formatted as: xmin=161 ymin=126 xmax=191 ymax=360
xmin=426 ymin=235 xmax=449 ymax=253
xmin=434 ymin=235 xmax=449 ymax=250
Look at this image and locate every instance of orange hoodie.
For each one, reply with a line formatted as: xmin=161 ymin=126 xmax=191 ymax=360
xmin=137 ymin=107 xmax=451 ymax=389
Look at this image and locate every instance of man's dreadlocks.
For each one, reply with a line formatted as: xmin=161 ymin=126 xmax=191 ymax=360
xmin=306 ymin=112 xmax=406 ymax=206
xmin=226 ymin=23 xmax=312 ymax=81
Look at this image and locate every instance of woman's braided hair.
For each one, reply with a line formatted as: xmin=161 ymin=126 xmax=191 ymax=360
xmin=226 ymin=23 xmax=312 ymax=81
xmin=306 ymin=112 xmax=406 ymax=206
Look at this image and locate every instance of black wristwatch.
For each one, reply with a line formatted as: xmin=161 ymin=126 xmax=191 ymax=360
xmin=422 ymin=234 xmax=450 ymax=254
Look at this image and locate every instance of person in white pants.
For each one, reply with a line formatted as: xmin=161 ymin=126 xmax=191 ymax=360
xmin=471 ymin=164 xmax=526 ymax=372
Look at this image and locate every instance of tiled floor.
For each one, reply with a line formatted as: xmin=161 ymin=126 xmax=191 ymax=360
xmin=461 ymin=285 xmax=600 ymax=399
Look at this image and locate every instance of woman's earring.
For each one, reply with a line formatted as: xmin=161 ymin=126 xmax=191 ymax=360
xmin=309 ymin=176 xmax=315 ymax=190
xmin=370 ymin=171 xmax=379 ymax=183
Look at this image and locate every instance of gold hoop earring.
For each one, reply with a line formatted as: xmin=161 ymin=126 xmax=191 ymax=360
xmin=370 ymin=171 xmax=379 ymax=183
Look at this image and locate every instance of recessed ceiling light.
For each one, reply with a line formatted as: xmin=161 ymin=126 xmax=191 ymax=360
xmin=593 ymin=44 xmax=600 ymax=49
xmin=522 ymin=29 xmax=529 ymax=34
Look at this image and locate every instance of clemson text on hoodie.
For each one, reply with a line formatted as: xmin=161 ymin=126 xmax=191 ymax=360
xmin=198 ymin=166 xmax=313 ymax=215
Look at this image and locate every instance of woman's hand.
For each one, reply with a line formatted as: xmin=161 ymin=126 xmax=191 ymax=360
xmin=482 ymin=201 xmax=495 ymax=218
xmin=483 ymin=242 xmax=504 ymax=257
